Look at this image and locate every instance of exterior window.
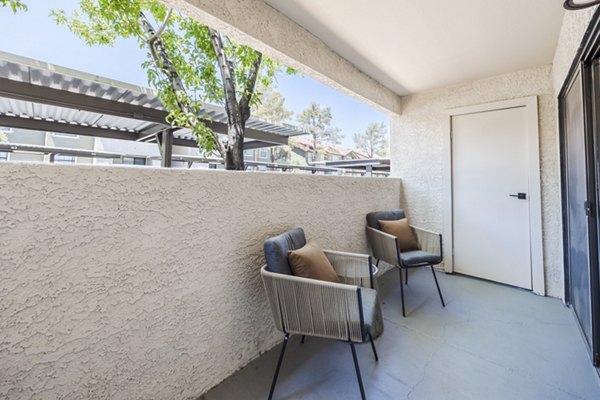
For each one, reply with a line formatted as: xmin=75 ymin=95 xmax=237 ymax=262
xmin=52 ymin=132 xmax=79 ymax=139
xmin=123 ymin=157 xmax=146 ymax=165
xmin=0 ymin=151 xmax=8 ymax=161
xmin=259 ymin=148 xmax=269 ymax=159
xmin=53 ymin=154 xmax=76 ymax=164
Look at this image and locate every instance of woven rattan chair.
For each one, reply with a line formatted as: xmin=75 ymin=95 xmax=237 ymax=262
xmin=366 ymin=210 xmax=445 ymax=317
xmin=261 ymin=228 xmax=380 ymax=400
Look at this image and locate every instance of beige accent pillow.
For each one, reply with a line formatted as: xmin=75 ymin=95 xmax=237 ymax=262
xmin=378 ymin=218 xmax=420 ymax=252
xmin=288 ymin=239 xmax=340 ymax=283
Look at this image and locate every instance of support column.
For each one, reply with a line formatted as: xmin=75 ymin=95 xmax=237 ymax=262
xmin=157 ymin=129 xmax=173 ymax=168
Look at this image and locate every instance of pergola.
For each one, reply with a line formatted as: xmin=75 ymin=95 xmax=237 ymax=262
xmin=0 ymin=51 xmax=306 ymax=167
xmin=312 ymin=158 xmax=391 ymax=175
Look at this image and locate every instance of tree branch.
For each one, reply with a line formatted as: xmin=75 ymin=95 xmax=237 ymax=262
xmin=208 ymin=27 xmax=241 ymax=127
xmin=140 ymin=11 xmax=224 ymax=156
xmin=239 ymin=52 xmax=263 ymax=123
xmin=149 ymin=8 xmax=172 ymax=45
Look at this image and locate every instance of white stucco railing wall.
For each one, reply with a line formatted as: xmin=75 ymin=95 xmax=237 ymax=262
xmin=0 ymin=163 xmax=401 ymax=399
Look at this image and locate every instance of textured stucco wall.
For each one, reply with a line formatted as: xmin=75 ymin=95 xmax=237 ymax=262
xmin=390 ymin=65 xmax=562 ymax=297
xmin=0 ymin=163 xmax=401 ymax=399
xmin=552 ymin=6 xmax=598 ymax=95
xmin=160 ymin=0 xmax=402 ymax=115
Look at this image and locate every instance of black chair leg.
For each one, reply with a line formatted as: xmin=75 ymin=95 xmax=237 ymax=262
xmin=430 ymin=266 xmax=445 ymax=307
xmin=350 ymin=341 xmax=367 ymax=400
xmin=269 ymin=333 xmax=289 ymax=400
xmin=375 ymin=258 xmax=380 ymax=267
xmin=399 ymin=268 xmax=406 ymax=317
xmin=300 ymin=335 xmax=305 ymax=344
xmin=368 ymin=332 xmax=378 ymax=362
xmin=405 ymin=268 xmax=408 ymax=285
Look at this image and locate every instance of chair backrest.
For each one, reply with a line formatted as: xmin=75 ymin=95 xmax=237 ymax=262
xmin=366 ymin=227 xmax=400 ymax=266
xmin=264 ymin=227 xmax=307 ymax=275
xmin=366 ymin=209 xmax=406 ymax=230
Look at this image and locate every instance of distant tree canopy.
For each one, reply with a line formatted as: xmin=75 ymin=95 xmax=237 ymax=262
xmin=353 ymin=122 xmax=388 ymax=158
xmin=0 ymin=131 xmax=7 ymax=143
xmin=51 ymin=0 xmax=293 ymax=170
xmin=251 ymin=84 xmax=295 ymax=163
xmin=297 ymin=101 xmax=341 ymax=160
xmin=251 ymin=84 xmax=293 ymax=124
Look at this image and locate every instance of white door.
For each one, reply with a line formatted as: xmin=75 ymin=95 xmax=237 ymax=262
xmin=451 ymin=106 xmax=532 ymax=289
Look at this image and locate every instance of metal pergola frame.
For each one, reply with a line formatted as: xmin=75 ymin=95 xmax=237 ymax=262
xmin=310 ymin=158 xmax=391 ymax=176
xmin=0 ymin=51 xmax=306 ymax=167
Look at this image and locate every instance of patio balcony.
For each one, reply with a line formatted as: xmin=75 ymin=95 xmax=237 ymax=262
xmin=1 ymin=160 xmax=599 ymax=399
xmin=3 ymin=0 xmax=600 ymax=399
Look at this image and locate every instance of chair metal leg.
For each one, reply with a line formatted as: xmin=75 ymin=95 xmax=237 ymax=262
xmin=430 ymin=266 xmax=445 ymax=307
xmin=405 ymin=268 xmax=408 ymax=285
xmin=399 ymin=268 xmax=406 ymax=317
xmin=269 ymin=333 xmax=289 ymax=400
xmin=350 ymin=341 xmax=367 ymax=400
xmin=300 ymin=335 xmax=305 ymax=344
xmin=375 ymin=258 xmax=380 ymax=267
xmin=368 ymin=332 xmax=378 ymax=362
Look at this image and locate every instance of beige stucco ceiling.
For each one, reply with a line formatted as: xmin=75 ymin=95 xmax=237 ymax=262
xmin=265 ymin=0 xmax=565 ymax=95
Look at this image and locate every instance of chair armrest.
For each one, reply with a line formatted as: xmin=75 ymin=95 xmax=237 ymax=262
xmin=366 ymin=226 xmax=399 ymax=267
xmin=260 ymin=266 xmax=370 ymax=342
xmin=322 ymin=249 xmax=375 ymax=288
xmin=411 ymin=225 xmax=442 ymax=257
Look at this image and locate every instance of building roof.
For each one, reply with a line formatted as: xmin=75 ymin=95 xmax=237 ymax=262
xmin=0 ymin=51 xmax=306 ymax=150
xmin=291 ymin=136 xmax=370 ymax=159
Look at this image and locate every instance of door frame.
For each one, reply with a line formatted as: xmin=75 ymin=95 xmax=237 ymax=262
xmin=443 ymin=96 xmax=545 ymax=295
xmin=558 ymin=6 xmax=600 ymax=367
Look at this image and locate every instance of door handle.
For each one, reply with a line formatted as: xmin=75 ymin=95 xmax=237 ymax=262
xmin=509 ymin=193 xmax=527 ymax=200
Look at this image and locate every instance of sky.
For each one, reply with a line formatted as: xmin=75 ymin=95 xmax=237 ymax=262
xmin=0 ymin=0 xmax=388 ymax=149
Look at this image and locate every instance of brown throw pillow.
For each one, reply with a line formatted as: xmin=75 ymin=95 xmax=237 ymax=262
xmin=288 ymin=239 xmax=340 ymax=283
xmin=378 ymin=218 xmax=420 ymax=251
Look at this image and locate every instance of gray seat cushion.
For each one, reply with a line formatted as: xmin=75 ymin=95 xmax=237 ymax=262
xmin=366 ymin=210 xmax=406 ymax=229
xmin=400 ymin=250 xmax=442 ymax=267
xmin=264 ymin=228 xmax=307 ymax=275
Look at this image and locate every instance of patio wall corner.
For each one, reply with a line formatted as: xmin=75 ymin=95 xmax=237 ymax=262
xmin=389 ymin=65 xmax=562 ymax=297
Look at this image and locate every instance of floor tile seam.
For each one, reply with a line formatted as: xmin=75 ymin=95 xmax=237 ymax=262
xmin=437 ymin=340 xmax=593 ymax=400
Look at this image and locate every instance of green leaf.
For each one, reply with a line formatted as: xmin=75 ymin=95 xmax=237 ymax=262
xmin=52 ymin=0 xmax=295 ymax=165
xmin=1 ymin=0 xmax=27 ymax=13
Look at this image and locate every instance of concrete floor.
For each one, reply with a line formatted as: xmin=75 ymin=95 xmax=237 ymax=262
xmin=203 ymin=268 xmax=600 ymax=400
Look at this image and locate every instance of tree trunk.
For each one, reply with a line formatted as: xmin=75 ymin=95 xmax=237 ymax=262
xmin=209 ymin=28 xmax=263 ymax=170
xmin=225 ymin=122 xmax=245 ymax=170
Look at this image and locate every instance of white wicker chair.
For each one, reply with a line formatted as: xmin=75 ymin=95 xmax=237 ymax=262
xmin=261 ymin=228 xmax=380 ymax=400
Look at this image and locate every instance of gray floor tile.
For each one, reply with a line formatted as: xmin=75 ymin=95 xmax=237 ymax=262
xmin=203 ymin=268 xmax=600 ymax=400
